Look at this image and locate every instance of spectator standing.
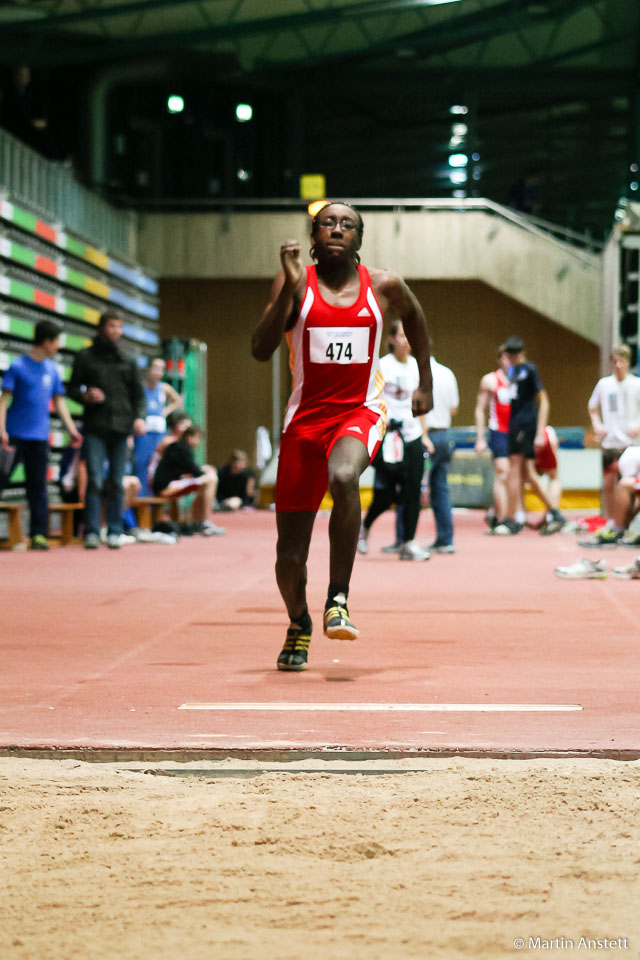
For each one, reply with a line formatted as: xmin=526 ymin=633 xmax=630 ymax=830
xmin=358 ymin=319 xmax=430 ymax=561
xmin=0 ymin=319 xmax=81 ymax=550
xmin=67 ymin=309 xmax=146 ymax=550
xmin=0 ymin=65 xmax=51 ymax=155
xmin=134 ymin=356 xmax=182 ymax=495
xmin=587 ymin=344 xmax=640 ymax=534
xmin=424 ymin=347 xmax=459 ymax=553
xmin=494 ymin=336 xmax=564 ymax=536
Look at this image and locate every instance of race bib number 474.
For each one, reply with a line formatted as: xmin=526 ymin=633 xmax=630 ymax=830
xmin=309 ymin=326 xmax=370 ymax=364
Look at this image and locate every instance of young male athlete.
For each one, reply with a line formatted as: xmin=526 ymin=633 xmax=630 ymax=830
xmin=474 ymin=344 xmax=512 ymax=529
xmin=493 ymin=336 xmax=564 ymax=536
xmin=252 ymin=202 xmax=432 ymax=671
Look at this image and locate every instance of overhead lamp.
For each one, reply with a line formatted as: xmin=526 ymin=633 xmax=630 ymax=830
xmin=448 ymin=153 xmax=468 ymax=168
xmin=450 ymin=170 xmax=467 ymax=185
xmin=235 ymin=103 xmax=253 ymax=122
xmin=449 ymin=105 xmax=468 ymax=115
xmin=167 ymin=95 xmax=184 ymax=114
xmin=452 ymin=123 xmax=468 ymax=137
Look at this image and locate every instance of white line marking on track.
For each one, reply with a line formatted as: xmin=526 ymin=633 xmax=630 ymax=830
xmin=179 ymin=702 xmax=582 ymax=712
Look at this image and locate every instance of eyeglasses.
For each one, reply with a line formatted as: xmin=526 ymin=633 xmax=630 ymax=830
xmin=316 ymin=216 xmax=359 ymax=232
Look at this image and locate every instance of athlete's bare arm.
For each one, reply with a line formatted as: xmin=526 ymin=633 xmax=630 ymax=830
xmin=251 ymin=241 xmax=306 ymax=362
xmin=161 ymin=382 xmax=183 ymax=419
xmin=474 ymin=372 xmax=496 ymax=453
xmin=372 ymin=269 xmax=432 ymax=417
xmin=535 ymin=389 xmax=550 ymax=447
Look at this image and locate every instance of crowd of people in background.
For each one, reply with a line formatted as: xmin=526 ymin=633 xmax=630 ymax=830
xmin=474 ymin=336 xmax=565 ymax=537
xmin=0 ymin=310 xmax=258 ymax=550
xmin=1 ymin=305 xmax=640 ymax=584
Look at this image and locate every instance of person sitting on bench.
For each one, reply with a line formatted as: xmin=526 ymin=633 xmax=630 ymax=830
xmin=152 ymin=424 xmax=225 ymax=537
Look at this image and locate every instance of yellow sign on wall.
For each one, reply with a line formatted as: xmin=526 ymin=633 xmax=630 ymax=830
xmin=300 ymin=174 xmax=326 ymax=199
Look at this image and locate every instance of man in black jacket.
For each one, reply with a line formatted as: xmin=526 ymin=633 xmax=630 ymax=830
xmin=68 ymin=310 xmax=146 ymax=549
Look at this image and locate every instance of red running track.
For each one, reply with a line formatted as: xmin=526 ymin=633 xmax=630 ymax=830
xmin=1 ymin=509 xmax=639 ymax=756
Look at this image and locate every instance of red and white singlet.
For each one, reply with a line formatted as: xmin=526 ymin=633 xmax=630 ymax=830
xmin=283 ymin=265 xmax=386 ymax=435
xmin=488 ymin=369 xmax=511 ymax=433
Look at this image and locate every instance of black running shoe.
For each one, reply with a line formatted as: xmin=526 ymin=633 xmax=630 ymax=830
xmin=577 ymin=528 xmax=623 ymax=548
xmin=277 ymin=621 xmax=312 ymax=672
xmin=323 ymin=598 xmax=359 ymax=641
xmin=484 ymin=513 xmax=498 ymax=531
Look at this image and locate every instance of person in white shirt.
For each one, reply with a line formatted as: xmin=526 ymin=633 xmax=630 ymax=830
xmin=588 ymin=344 xmax=640 ymax=525
xmin=423 ymin=347 xmax=459 ymax=553
xmin=357 ymin=320 xmax=430 ymax=561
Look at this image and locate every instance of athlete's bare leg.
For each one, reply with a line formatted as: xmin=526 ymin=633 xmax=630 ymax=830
xmin=327 ymin=436 xmax=371 ymax=588
xmin=613 ymin=477 xmax=637 ymax=529
xmin=191 ymin=466 xmax=217 ymax=523
xmin=276 ymin=511 xmax=316 ymax=620
xmin=506 ymin=454 xmax=524 ymax=518
xmin=493 ymin=456 xmax=509 ymax=518
xmin=522 ymin=458 xmax=553 ymax=511
xmin=545 ymin=469 xmax=561 ymax=511
xmin=602 ymin=466 xmax=618 ymax=520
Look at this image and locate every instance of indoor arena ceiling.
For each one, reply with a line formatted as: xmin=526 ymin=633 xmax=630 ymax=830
xmin=0 ymin=0 xmax=638 ymax=234
xmin=0 ymin=0 xmax=635 ymax=75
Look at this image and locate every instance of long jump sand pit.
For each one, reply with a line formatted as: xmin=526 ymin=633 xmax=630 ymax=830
xmin=1 ymin=756 xmax=638 ymax=959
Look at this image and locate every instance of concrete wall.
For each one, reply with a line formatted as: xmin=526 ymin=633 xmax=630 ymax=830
xmin=158 ymin=276 xmax=599 ymax=469
xmin=139 ymin=209 xmax=602 ymax=343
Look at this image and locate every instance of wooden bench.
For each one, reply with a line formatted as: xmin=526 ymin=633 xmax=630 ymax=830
xmin=48 ymin=502 xmax=84 ymax=545
xmin=132 ymin=496 xmax=179 ymax=529
xmin=0 ymin=502 xmax=25 ymax=550
xmin=0 ymin=501 xmax=84 ymax=549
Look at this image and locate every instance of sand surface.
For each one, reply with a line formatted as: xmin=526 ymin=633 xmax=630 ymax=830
xmin=1 ymin=756 xmax=638 ymax=960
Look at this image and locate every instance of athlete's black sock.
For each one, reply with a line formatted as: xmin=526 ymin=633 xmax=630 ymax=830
xmin=289 ymin=606 xmax=312 ymax=633
xmin=326 ymin=584 xmax=349 ymax=610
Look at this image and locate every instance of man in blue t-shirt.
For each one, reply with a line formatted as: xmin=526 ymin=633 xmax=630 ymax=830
xmin=493 ymin=335 xmax=565 ymax=536
xmin=0 ymin=319 xmax=82 ymax=549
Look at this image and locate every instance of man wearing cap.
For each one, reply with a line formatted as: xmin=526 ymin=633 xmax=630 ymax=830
xmin=494 ymin=336 xmax=564 ymax=535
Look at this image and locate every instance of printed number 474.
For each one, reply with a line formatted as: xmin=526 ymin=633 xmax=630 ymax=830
xmin=325 ymin=341 xmax=352 ymax=361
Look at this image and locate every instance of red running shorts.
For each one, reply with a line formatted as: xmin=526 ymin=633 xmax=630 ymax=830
xmin=276 ymin=408 xmax=384 ymax=513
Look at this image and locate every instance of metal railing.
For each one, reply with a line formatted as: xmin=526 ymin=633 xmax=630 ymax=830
xmin=127 ymin=193 xmax=604 ymax=261
xmin=0 ymin=126 xmax=136 ymax=260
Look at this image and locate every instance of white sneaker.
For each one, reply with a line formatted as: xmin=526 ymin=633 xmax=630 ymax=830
xmin=612 ymin=557 xmax=640 ymax=580
xmin=429 ymin=543 xmax=456 ymax=554
xmin=399 ymin=541 xmax=430 ymax=562
xmin=118 ymin=533 xmax=137 ymax=546
xmin=357 ymin=527 xmax=369 ymax=555
xmin=554 ymin=558 xmax=607 ymax=580
xmin=135 ymin=529 xmax=156 ymax=543
xmin=200 ymin=521 xmax=226 ymax=536
xmin=153 ymin=532 xmax=179 ymax=544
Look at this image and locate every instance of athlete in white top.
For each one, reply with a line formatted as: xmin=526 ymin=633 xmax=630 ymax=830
xmin=358 ymin=320 xmax=429 ymax=560
xmin=588 ymin=344 xmax=640 ymax=521
xmin=423 ymin=351 xmax=459 ymax=551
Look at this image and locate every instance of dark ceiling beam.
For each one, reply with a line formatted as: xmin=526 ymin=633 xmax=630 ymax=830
xmin=0 ymin=0 xmax=624 ymax=72
xmin=271 ymin=0 xmax=605 ymax=71
xmin=0 ymin=0 xmax=468 ymax=35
